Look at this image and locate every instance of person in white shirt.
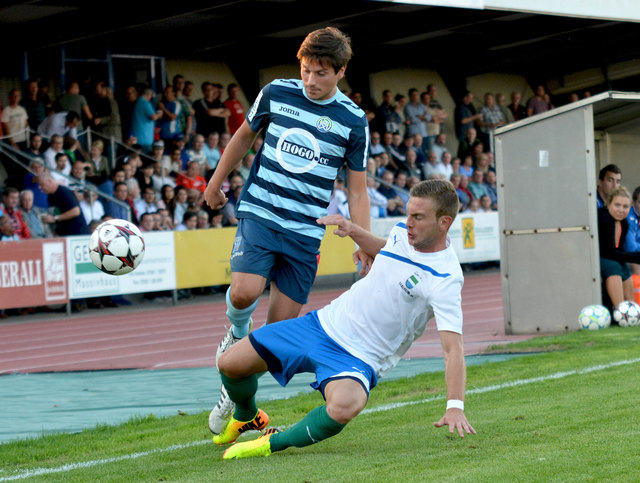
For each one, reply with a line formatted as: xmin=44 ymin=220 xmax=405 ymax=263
xmin=214 ymin=179 xmax=475 ymax=460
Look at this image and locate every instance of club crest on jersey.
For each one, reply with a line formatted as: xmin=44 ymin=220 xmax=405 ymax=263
xmin=400 ymin=271 xmax=423 ymax=296
xmin=316 ymin=116 xmax=332 ymax=133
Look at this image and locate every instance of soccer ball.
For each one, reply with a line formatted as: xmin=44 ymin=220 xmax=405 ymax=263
xmin=612 ymin=301 xmax=640 ymax=327
xmin=578 ymin=305 xmax=611 ymax=330
xmin=88 ymin=219 xmax=145 ymax=275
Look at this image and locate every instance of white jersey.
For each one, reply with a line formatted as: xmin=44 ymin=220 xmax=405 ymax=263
xmin=317 ymin=222 xmax=464 ymax=377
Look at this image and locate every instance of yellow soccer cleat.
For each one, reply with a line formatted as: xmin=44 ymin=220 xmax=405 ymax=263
xmin=212 ymin=409 xmax=269 ymax=445
xmin=222 ymin=428 xmax=280 ymax=460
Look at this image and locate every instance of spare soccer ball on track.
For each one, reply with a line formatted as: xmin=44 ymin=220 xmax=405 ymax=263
xmin=578 ymin=304 xmax=611 ymax=330
xmin=88 ymin=219 xmax=145 ymax=276
xmin=612 ymin=301 xmax=640 ymax=327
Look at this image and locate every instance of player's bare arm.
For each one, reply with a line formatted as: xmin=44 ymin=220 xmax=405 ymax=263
xmin=204 ymin=120 xmax=259 ymax=209
xmin=433 ymin=330 xmax=476 ymax=438
xmin=342 ymin=168 xmax=375 ymax=273
xmin=316 ymin=214 xmax=386 ymax=259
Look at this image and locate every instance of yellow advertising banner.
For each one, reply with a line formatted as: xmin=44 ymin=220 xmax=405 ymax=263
xmin=174 ymin=226 xmax=356 ymax=289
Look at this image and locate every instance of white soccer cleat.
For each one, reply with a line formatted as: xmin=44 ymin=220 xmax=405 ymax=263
xmin=209 ymin=385 xmax=235 ymax=434
xmin=215 ymin=318 xmax=253 ymax=367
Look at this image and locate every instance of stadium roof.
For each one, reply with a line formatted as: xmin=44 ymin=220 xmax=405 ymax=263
xmin=2 ymin=0 xmax=640 ymax=95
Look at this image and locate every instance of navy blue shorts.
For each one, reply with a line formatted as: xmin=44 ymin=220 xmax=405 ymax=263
xmin=249 ymin=311 xmax=378 ymax=398
xmin=230 ymin=218 xmax=320 ymax=305
xmin=600 ymin=257 xmax=632 ymax=281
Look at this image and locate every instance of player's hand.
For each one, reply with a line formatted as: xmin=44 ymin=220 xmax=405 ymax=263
xmin=353 ymin=247 xmax=373 ymax=276
xmin=316 ymin=214 xmax=352 ymax=238
xmin=434 ymin=409 xmax=476 ymax=438
xmin=204 ymin=184 xmax=227 ymax=210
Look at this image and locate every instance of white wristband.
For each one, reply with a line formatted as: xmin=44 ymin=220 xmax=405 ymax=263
xmin=446 ymin=399 xmax=464 ymax=411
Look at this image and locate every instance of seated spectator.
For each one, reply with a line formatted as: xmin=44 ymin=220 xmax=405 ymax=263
xmin=387 ymin=132 xmax=405 ymax=171
xmin=98 ymin=167 xmax=125 ymax=201
xmin=496 ymin=93 xmax=515 ymax=124
xmin=38 ymin=173 xmax=91 ymax=236
xmin=151 ymin=160 xmax=176 ymax=193
xmin=138 ymin=212 xmax=156 ymax=232
xmin=0 ymin=215 xmax=20 ymax=241
xmin=43 ymin=135 xmax=64 ymax=172
xmin=451 ymin=156 xmax=461 ymax=176
xmin=393 ymin=171 xmax=410 ymax=206
xmin=135 ymin=159 xmax=155 ymax=193
xmin=158 ymin=184 xmax=175 ymax=210
xmin=327 ymin=178 xmax=350 ymax=218
xmin=1 ymin=187 xmax=30 ymax=239
xmin=135 ymin=186 xmax=159 ymax=215
xmin=423 ymin=151 xmax=447 ymax=180
xmin=373 ymin=151 xmax=392 ymax=177
xmin=459 ymin=154 xmax=474 ymax=178
xmin=196 ymin=210 xmax=210 ymax=229
xmin=176 ymin=160 xmax=207 ymax=193
xmin=412 ymin=133 xmax=428 ymax=165
xmin=431 ymin=133 xmax=448 ymax=162
xmin=468 ymin=169 xmax=490 ymax=199
xmin=456 ymin=174 xmax=473 ymax=210
xmin=484 ymin=170 xmax=498 ymax=209
xmin=104 ymin=182 xmax=130 ymax=220
xmin=79 ymin=189 xmax=105 ymax=225
xmin=464 ymin=198 xmax=481 ymax=213
xmin=403 ymin=149 xmax=423 ymax=181
xmin=203 ymin=131 xmax=222 ymax=171
xmin=474 ymin=152 xmax=492 ymax=174
xmin=598 ymin=186 xmax=640 ymax=310
xmin=369 ymin=131 xmax=385 ymax=157
xmin=125 ymin=178 xmax=141 ymax=224
xmin=157 ymin=208 xmax=174 ymax=231
xmin=479 ymin=194 xmax=494 ymax=212
xmin=237 ymin=153 xmax=254 ymax=183
xmin=169 ymin=185 xmax=189 ymax=226
xmin=187 ymin=134 xmax=208 ymax=168
xmin=174 ymin=211 xmax=198 ymax=231
xmin=625 ymin=186 xmax=640 ymax=274
xmin=19 ymin=189 xmax=50 ymax=238
xmin=366 ymin=175 xmax=388 ymax=218
xmin=440 ymin=152 xmax=454 ymax=180
xmin=221 ymin=175 xmax=244 ymax=226
xmin=209 ymin=209 xmax=224 ymax=228
xmin=377 ymin=170 xmax=406 ymax=216
xmin=27 ymin=134 xmax=44 ymax=160
xmin=85 ymin=139 xmax=110 ymax=184
xmin=68 ymin=160 xmax=88 ymax=193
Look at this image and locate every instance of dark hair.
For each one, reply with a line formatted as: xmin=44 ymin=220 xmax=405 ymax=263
xmin=598 ymin=164 xmax=621 ymax=181
xmin=633 ymin=186 xmax=640 ymax=202
xmin=296 ymin=27 xmax=353 ymax=73
xmin=54 ymin=152 xmax=68 ymax=161
xmin=65 ymin=111 xmax=80 ymax=122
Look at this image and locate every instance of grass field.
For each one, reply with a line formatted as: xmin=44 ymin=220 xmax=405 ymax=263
xmin=1 ymin=327 xmax=639 ymax=482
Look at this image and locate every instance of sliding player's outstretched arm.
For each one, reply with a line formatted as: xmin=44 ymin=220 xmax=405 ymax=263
xmin=317 ymin=214 xmax=386 ymax=259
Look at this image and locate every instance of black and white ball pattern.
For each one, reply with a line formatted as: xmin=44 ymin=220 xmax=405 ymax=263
xmin=88 ymin=219 xmax=145 ymax=275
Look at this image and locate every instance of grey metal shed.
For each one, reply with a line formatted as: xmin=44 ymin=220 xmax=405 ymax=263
xmin=494 ymin=91 xmax=640 ymax=334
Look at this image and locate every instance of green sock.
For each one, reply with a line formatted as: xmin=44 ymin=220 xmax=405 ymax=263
xmin=270 ymin=405 xmax=345 ymax=452
xmin=220 ymin=372 xmax=258 ymax=421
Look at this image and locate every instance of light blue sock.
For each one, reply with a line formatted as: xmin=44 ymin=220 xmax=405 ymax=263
xmin=226 ymin=287 xmax=258 ymax=338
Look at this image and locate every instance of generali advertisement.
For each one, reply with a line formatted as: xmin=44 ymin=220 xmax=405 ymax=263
xmin=0 ymin=239 xmax=68 ymax=309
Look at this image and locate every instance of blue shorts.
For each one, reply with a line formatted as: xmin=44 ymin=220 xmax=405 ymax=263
xmin=230 ymin=219 xmax=320 ymax=305
xmin=248 ymin=311 xmax=378 ymax=398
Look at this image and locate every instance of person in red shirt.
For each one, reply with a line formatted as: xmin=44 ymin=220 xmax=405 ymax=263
xmin=1 ymin=187 xmax=30 ymax=239
xmin=223 ymin=83 xmax=245 ymax=135
xmin=176 ymin=160 xmax=207 ymax=193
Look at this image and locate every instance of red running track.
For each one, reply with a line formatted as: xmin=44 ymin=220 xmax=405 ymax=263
xmin=0 ymin=272 xmax=534 ymax=375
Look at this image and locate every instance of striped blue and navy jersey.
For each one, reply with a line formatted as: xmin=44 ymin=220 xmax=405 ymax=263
xmin=237 ymin=79 xmax=369 ymax=245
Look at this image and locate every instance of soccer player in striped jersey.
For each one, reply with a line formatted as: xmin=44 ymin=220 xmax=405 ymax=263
xmin=214 ymin=179 xmax=475 ymax=459
xmin=204 ymin=27 xmax=371 ymax=434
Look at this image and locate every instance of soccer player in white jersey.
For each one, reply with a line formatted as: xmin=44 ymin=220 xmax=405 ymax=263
xmin=204 ymin=27 xmax=371 ymax=434
xmin=213 ymin=179 xmax=475 ymax=459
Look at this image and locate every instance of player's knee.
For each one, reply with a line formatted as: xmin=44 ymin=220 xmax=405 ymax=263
xmin=217 ymin=352 xmax=238 ymax=378
xmin=229 ymin=290 xmax=258 ymax=310
xmin=326 ymin=400 xmax=364 ymax=425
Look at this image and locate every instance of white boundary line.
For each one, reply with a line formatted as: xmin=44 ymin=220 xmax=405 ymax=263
xmin=2 ymin=357 xmax=639 ymax=481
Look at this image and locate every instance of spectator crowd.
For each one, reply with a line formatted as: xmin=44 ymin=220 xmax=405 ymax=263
xmin=0 ymin=76 xmax=253 ymax=244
